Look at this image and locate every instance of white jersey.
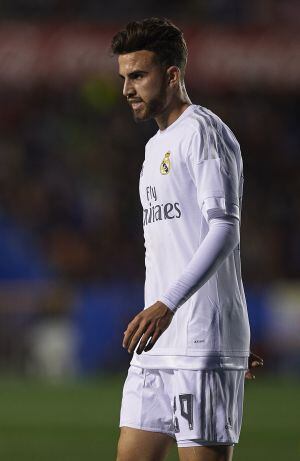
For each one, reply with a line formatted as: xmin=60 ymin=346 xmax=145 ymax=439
xmin=131 ymin=104 xmax=250 ymax=370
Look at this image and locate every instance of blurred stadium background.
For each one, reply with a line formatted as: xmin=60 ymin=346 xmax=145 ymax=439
xmin=0 ymin=1 xmax=299 ymax=460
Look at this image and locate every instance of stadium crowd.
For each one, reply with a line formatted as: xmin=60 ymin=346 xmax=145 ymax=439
xmin=0 ymin=85 xmax=299 ymax=285
xmin=0 ymin=0 xmax=299 ymax=374
xmin=0 ymin=0 xmax=299 ymax=26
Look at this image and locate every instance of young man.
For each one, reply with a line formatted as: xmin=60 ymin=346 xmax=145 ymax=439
xmin=111 ymin=18 xmax=263 ymax=461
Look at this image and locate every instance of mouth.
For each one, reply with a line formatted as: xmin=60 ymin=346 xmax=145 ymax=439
xmin=129 ymin=100 xmax=144 ymax=110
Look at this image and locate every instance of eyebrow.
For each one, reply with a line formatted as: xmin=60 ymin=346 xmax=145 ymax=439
xmin=118 ymin=70 xmax=148 ymax=79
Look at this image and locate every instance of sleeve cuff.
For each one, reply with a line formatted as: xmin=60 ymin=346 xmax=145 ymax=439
xmin=158 ymin=296 xmax=178 ymax=314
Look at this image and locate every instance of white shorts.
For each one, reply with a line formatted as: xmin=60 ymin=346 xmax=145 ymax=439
xmin=120 ymin=366 xmax=245 ymax=448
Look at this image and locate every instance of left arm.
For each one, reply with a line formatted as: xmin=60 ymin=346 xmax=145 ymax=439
xmin=123 ymin=216 xmax=239 ymax=354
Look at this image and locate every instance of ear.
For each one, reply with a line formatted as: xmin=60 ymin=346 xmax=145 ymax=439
xmin=167 ymin=66 xmax=180 ymax=87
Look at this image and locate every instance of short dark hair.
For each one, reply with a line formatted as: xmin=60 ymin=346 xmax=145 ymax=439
xmin=111 ymin=18 xmax=188 ymax=76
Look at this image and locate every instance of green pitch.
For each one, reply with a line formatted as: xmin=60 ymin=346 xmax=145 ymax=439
xmin=0 ymin=374 xmax=298 ymax=461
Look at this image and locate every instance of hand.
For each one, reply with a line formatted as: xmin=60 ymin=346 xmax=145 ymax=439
xmin=122 ymin=301 xmax=174 ymax=354
xmin=245 ymin=352 xmax=264 ymax=380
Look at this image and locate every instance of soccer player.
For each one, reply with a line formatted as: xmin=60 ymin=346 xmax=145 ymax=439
xmin=111 ymin=18 xmax=263 ymax=461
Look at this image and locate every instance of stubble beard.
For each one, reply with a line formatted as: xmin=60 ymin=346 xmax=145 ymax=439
xmin=132 ymin=84 xmax=168 ymax=123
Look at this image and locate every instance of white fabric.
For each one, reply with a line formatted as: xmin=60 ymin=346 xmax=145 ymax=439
xmin=130 ymin=354 xmax=248 ymax=370
xmin=177 ymin=440 xmax=234 ymax=448
xmin=131 ymin=104 xmax=250 ymax=370
xmin=120 ymin=365 xmax=245 ymax=445
xmin=159 ymin=217 xmax=239 ymax=313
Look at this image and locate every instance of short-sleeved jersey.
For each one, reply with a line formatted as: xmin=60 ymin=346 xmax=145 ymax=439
xmin=131 ymin=104 xmax=250 ymax=370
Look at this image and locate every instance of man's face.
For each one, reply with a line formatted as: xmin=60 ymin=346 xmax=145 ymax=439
xmin=118 ymin=50 xmax=169 ymax=122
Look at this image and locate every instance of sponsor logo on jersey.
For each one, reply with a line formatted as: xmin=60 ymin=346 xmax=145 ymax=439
xmin=160 ymin=152 xmax=171 ymax=175
xmin=143 ymin=184 xmax=182 ymax=226
xmin=143 ymin=201 xmax=181 ymax=226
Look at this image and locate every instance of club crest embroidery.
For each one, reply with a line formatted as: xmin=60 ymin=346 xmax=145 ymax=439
xmin=160 ymin=152 xmax=171 ymax=175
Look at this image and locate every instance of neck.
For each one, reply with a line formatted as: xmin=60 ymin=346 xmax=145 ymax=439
xmin=155 ymin=90 xmax=192 ymax=131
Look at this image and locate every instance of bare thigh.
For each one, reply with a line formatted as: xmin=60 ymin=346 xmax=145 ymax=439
xmin=178 ymin=445 xmax=234 ymax=461
xmin=116 ymin=426 xmax=175 ymax=461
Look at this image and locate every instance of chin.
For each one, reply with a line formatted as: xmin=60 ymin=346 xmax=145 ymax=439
xmin=133 ymin=109 xmax=151 ymax=123
xmin=134 ymin=115 xmax=150 ymax=123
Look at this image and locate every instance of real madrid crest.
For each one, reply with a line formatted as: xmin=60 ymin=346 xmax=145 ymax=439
xmin=160 ymin=152 xmax=171 ymax=175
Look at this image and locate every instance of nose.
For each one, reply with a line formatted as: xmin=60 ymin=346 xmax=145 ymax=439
xmin=122 ymin=78 xmax=135 ymax=98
